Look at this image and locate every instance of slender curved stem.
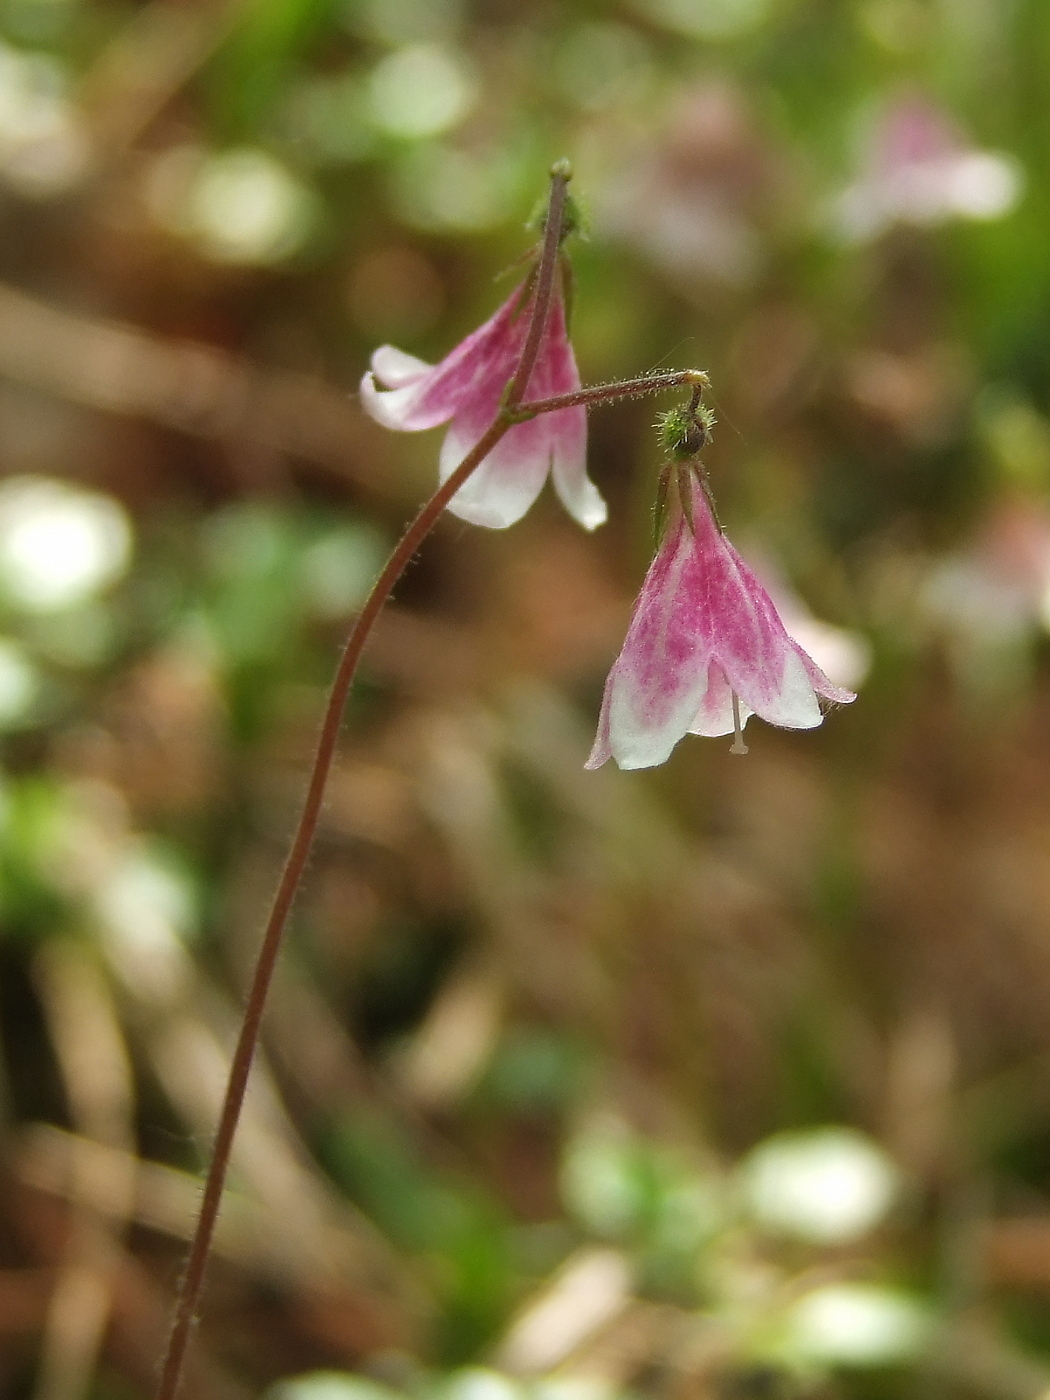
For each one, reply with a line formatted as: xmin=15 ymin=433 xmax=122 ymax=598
xmin=154 ymin=159 xmax=709 ymax=1400
xmin=154 ymin=166 xmax=572 ymax=1400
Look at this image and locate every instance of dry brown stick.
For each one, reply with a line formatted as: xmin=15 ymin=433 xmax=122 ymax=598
xmin=33 ymin=943 xmax=137 ymax=1400
xmin=0 ymin=282 xmax=387 ymax=486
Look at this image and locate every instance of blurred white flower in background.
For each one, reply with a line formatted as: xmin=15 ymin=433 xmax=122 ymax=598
xmin=782 ymin=1283 xmax=931 ymax=1366
xmin=0 ymin=476 xmax=132 ymax=611
xmin=90 ymin=841 xmax=198 ymax=1002
xmin=0 ymin=40 xmax=89 ymax=194
xmin=441 ymin=1370 xmax=520 ymax=1400
xmin=742 ymin=550 xmax=872 ymax=693
xmin=739 ymin=1127 xmax=900 ymax=1244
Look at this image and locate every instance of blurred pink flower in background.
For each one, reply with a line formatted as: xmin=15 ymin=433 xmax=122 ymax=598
xmin=361 ymin=279 xmax=606 ymax=531
xmin=598 ymin=83 xmax=774 ymax=287
xmin=744 ymin=551 xmax=871 ymax=695
xmin=834 ymin=94 xmax=1021 ymax=241
xmin=586 ymin=477 xmax=855 ymax=771
xmin=923 ymin=499 xmax=1050 ymax=644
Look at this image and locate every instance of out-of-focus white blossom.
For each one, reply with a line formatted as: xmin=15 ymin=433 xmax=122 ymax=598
xmin=0 ymin=476 xmax=132 ymax=612
xmin=739 ymin=1127 xmax=900 ymax=1244
xmin=782 ymin=1283 xmax=931 ymax=1366
xmin=0 ymin=41 xmax=88 ymax=194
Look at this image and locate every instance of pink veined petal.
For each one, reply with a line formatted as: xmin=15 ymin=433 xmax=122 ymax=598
xmin=523 ymin=299 xmax=607 ymax=531
xmin=371 ymin=345 xmax=432 ymax=387
xmin=713 ymin=536 xmax=848 ymax=728
xmin=362 ymin=287 xmax=529 ymax=433
xmin=441 ymin=409 xmax=557 ymax=529
xmin=440 ymin=291 xmax=601 ymax=530
xmin=550 ymin=416 xmax=606 ymax=530
xmin=687 ymin=496 xmax=856 ymax=729
xmin=545 ymin=386 xmax=605 ymax=529
xmin=363 ymin=275 xmax=602 ymax=533
xmin=601 ymin=519 xmax=717 ymax=769
xmin=679 ymin=496 xmax=822 ymax=729
xmin=436 ymin=305 xmax=545 ymax=527
xmin=731 ymin=643 xmax=824 ymax=730
xmin=606 ymin=663 xmax=709 ymax=767
xmin=689 ymin=662 xmax=755 ymax=738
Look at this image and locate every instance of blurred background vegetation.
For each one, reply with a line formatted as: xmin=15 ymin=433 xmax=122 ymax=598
xmin=1 ymin=0 xmax=1050 ymax=1396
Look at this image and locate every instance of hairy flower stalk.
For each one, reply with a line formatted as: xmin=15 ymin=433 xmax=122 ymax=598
xmin=587 ymin=409 xmax=855 ymax=771
xmin=154 ymin=159 xmax=710 ymax=1400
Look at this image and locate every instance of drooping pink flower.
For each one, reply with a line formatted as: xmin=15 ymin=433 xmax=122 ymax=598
xmin=361 ymin=280 xmax=606 ymax=531
xmin=586 ymin=479 xmax=855 ymax=770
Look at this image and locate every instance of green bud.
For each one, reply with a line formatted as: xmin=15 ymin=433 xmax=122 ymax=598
xmin=656 ymin=402 xmax=716 ymax=459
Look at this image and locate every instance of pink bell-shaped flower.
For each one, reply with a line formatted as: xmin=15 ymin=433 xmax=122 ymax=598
xmin=586 ymin=475 xmax=855 ymax=770
xmin=361 ymin=278 xmax=606 ymax=532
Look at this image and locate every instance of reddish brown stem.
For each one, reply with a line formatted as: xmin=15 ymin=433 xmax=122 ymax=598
xmin=516 ymin=368 xmax=709 ymax=418
xmin=153 ymin=165 xmax=571 ymax=1400
xmin=503 ymin=159 xmax=569 ymax=409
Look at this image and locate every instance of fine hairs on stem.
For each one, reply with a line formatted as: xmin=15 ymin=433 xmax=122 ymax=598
xmin=154 ymin=159 xmax=708 ymax=1400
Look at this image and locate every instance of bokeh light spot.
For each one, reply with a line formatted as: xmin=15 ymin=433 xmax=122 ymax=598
xmin=0 ymin=41 xmax=88 ymax=194
xmin=368 ymin=44 xmax=477 ymax=139
xmin=392 ymin=145 xmax=514 ymax=232
xmin=554 ymin=23 xmax=654 ymax=111
xmin=0 ymin=638 xmax=37 ymax=723
xmin=633 ymin=0 xmax=771 ymax=40
xmin=186 ymin=148 xmax=316 ymax=264
xmin=740 ymin=1127 xmax=900 ymax=1244
xmin=149 ymin=146 xmax=317 ymax=264
xmin=0 ymin=476 xmax=132 ymax=612
xmin=784 ymin=1284 xmax=931 ymax=1366
xmin=351 ymin=0 xmax=462 ymax=45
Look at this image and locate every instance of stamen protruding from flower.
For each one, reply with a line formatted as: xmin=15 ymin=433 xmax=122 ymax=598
xmin=730 ymin=692 xmax=749 ymax=755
